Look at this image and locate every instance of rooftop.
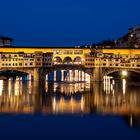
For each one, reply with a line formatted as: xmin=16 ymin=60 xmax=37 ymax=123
xmin=0 ymin=35 xmax=13 ymax=41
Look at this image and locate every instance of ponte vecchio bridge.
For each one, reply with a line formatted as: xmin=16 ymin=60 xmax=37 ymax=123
xmin=1 ymin=45 xmax=140 ymax=83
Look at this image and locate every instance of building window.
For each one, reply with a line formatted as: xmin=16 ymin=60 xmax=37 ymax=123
xmin=64 ymin=50 xmax=73 ymax=54
xmin=19 ymin=55 xmax=23 ymax=57
xmin=74 ymin=50 xmax=83 ymax=54
xmin=54 ymin=50 xmax=62 ymax=54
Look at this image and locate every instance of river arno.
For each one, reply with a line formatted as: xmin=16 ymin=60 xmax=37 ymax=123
xmin=0 ymin=78 xmax=140 ymax=140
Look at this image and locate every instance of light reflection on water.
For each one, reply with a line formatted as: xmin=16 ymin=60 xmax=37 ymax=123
xmin=0 ymin=78 xmax=140 ymax=127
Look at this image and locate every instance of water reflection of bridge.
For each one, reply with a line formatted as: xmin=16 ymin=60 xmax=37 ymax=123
xmin=0 ymin=79 xmax=140 ymax=127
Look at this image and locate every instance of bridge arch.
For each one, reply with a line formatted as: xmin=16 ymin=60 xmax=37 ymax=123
xmin=0 ymin=69 xmax=33 ymax=77
xmin=73 ymin=56 xmax=82 ymax=64
xmin=104 ymin=69 xmax=140 ymax=76
xmin=103 ymin=68 xmax=140 ymax=80
xmin=53 ymin=56 xmax=63 ymax=65
xmin=63 ymin=57 xmax=73 ymax=64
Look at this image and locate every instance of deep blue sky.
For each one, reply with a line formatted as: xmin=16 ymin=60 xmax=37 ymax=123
xmin=0 ymin=0 xmax=140 ymax=46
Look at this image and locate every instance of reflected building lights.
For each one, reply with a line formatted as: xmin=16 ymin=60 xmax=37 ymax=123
xmin=0 ymin=77 xmax=140 ymax=128
xmin=130 ymin=114 xmax=133 ymax=127
xmin=53 ymin=97 xmax=56 ymax=112
xmin=122 ymin=79 xmax=126 ymax=95
xmin=0 ymin=80 xmax=3 ymax=96
xmin=52 ymin=96 xmax=84 ymax=114
xmin=103 ymin=76 xmax=115 ymax=95
xmin=8 ymin=80 xmax=12 ymax=95
xmin=51 ymin=83 xmax=87 ymax=95
xmin=81 ymin=95 xmax=84 ymax=111
xmin=28 ymin=80 xmax=32 ymax=94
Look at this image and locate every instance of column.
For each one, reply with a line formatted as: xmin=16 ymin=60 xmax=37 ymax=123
xmin=34 ymin=68 xmax=46 ymax=91
xmin=66 ymin=70 xmax=70 ymax=82
xmin=72 ymin=70 xmax=75 ymax=82
xmin=81 ymin=71 xmax=84 ymax=82
xmin=28 ymin=74 xmax=32 ymax=81
xmin=54 ymin=71 xmax=56 ymax=82
xmin=34 ymin=68 xmax=40 ymax=81
xmin=93 ymin=67 xmax=103 ymax=82
xmin=84 ymin=72 xmax=86 ymax=82
xmin=61 ymin=70 xmax=64 ymax=82
xmin=75 ymin=70 xmax=78 ymax=82
xmin=78 ymin=70 xmax=82 ymax=82
xmin=69 ymin=70 xmax=72 ymax=82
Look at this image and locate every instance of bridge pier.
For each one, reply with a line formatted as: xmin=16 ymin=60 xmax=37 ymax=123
xmin=54 ymin=71 xmax=56 ymax=82
xmin=90 ymin=68 xmax=103 ymax=82
xmin=34 ymin=68 xmax=46 ymax=83
xmin=69 ymin=70 xmax=73 ymax=82
xmin=61 ymin=70 xmax=64 ymax=82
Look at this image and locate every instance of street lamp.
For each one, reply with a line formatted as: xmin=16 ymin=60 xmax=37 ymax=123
xmin=122 ymin=70 xmax=128 ymax=76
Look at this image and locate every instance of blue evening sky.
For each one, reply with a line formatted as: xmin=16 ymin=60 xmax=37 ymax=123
xmin=0 ymin=0 xmax=140 ymax=46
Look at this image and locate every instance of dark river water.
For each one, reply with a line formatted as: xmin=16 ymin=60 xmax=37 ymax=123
xmin=0 ymin=78 xmax=140 ymax=140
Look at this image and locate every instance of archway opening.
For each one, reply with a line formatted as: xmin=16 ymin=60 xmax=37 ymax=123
xmin=53 ymin=57 xmax=63 ymax=65
xmin=74 ymin=57 xmax=82 ymax=64
xmin=63 ymin=57 xmax=73 ymax=64
xmin=107 ymin=70 xmax=140 ymax=81
xmin=0 ymin=70 xmax=28 ymax=78
xmin=0 ymin=70 xmax=32 ymax=81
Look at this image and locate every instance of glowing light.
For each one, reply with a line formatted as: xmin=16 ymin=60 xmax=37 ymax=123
xmin=130 ymin=114 xmax=133 ymax=127
xmin=53 ymin=97 xmax=56 ymax=111
xmin=122 ymin=79 xmax=126 ymax=95
xmin=8 ymin=80 xmax=12 ymax=95
xmin=130 ymin=34 xmax=134 ymax=38
xmin=122 ymin=70 xmax=127 ymax=76
xmin=81 ymin=96 xmax=84 ymax=111
xmin=0 ymin=80 xmax=3 ymax=96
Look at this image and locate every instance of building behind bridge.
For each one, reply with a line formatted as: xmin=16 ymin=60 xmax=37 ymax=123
xmin=0 ymin=36 xmax=13 ymax=47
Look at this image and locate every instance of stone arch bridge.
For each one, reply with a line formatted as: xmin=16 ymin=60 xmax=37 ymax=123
xmin=1 ymin=47 xmax=140 ymax=82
